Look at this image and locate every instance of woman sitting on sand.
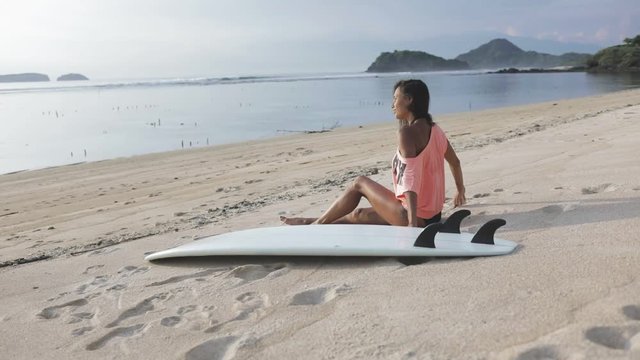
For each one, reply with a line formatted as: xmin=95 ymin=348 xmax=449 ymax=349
xmin=281 ymin=79 xmax=466 ymax=227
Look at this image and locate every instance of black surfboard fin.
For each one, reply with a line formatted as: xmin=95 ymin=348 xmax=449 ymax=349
xmin=471 ymin=219 xmax=506 ymax=245
xmin=414 ymin=222 xmax=443 ymax=248
xmin=440 ymin=209 xmax=471 ymax=234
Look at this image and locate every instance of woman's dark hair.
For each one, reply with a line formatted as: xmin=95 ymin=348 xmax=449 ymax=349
xmin=394 ymin=79 xmax=433 ymax=125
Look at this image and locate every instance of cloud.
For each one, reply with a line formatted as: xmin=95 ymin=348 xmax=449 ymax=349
xmin=505 ymin=26 xmax=520 ymax=37
xmin=595 ymin=28 xmax=610 ymax=42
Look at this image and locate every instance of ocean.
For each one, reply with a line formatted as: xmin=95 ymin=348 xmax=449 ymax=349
xmin=1 ymin=70 xmax=640 ymax=175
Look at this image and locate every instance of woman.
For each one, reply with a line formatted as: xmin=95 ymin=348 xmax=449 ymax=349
xmin=281 ymin=79 xmax=466 ymax=227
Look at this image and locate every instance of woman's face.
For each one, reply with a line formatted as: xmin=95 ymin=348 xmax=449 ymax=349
xmin=392 ymin=87 xmax=412 ymax=121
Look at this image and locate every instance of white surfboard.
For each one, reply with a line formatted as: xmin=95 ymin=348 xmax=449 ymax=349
xmin=145 ymin=211 xmax=517 ymax=261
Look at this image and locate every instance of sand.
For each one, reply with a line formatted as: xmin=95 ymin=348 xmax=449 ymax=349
xmin=1 ymin=89 xmax=640 ymax=359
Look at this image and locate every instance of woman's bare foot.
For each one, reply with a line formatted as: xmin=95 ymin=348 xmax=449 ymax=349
xmin=280 ymin=216 xmax=317 ymax=225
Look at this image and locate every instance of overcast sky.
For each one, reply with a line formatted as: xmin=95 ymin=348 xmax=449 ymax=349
xmin=1 ymin=0 xmax=639 ymax=79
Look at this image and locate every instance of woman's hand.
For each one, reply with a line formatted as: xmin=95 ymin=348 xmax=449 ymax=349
xmin=445 ymin=142 xmax=466 ymax=208
xmin=453 ymin=187 xmax=466 ymax=207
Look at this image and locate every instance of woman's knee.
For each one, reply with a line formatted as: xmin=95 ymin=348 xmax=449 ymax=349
xmin=351 ymin=176 xmax=370 ymax=191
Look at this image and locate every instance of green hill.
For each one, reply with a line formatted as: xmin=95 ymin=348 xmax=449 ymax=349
xmin=586 ymin=35 xmax=640 ymax=72
xmin=366 ymin=50 xmax=469 ymax=72
xmin=455 ymin=39 xmax=591 ymax=69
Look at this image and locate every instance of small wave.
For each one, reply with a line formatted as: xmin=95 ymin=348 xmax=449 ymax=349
xmin=0 ymin=72 xmax=407 ymax=95
xmin=0 ymin=70 xmax=484 ymax=95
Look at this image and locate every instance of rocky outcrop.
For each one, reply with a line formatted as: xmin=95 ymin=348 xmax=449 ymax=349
xmin=57 ymin=73 xmax=89 ymax=81
xmin=366 ymin=50 xmax=469 ymax=72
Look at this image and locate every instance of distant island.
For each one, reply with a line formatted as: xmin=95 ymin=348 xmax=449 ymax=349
xmin=366 ymin=50 xmax=469 ymax=73
xmin=587 ymin=35 xmax=640 ymax=72
xmin=0 ymin=73 xmax=50 ymax=83
xmin=57 ymin=73 xmax=89 ymax=81
xmin=366 ymin=38 xmax=592 ymax=72
xmin=456 ymin=39 xmax=591 ymax=69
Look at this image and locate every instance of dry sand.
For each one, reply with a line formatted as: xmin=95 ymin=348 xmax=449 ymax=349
xmin=1 ymin=89 xmax=640 ymax=359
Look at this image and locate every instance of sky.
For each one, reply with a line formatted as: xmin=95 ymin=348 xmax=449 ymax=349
xmin=1 ymin=0 xmax=639 ymax=79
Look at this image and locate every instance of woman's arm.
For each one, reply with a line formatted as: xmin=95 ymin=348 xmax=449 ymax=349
xmin=398 ymin=127 xmax=419 ymax=226
xmin=444 ymin=141 xmax=466 ymax=207
xmin=404 ymin=191 xmax=419 ymax=227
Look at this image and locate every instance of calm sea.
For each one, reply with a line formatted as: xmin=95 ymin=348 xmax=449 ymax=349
xmin=1 ymin=71 xmax=640 ymax=174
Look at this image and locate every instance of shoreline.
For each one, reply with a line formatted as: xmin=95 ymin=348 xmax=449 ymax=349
xmin=4 ymin=87 xmax=640 ymax=177
xmin=1 ymin=89 xmax=640 ymax=358
xmin=3 ymin=71 xmax=640 ymax=176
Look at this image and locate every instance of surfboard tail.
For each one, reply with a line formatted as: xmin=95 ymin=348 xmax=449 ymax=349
xmin=471 ymin=219 xmax=507 ymax=245
xmin=414 ymin=214 xmax=507 ymax=248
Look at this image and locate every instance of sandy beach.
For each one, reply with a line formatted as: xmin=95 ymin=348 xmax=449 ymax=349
xmin=2 ymin=89 xmax=640 ymax=359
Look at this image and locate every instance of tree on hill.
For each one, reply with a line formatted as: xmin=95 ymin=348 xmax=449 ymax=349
xmin=587 ymin=35 xmax=640 ymax=72
xmin=455 ymin=38 xmax=591 ymax=69
xmin=623 ymin=35 xmax=640 ymax=47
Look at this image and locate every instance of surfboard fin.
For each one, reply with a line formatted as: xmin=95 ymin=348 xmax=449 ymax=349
xmin=440 ymin=209 xmax=471 ymax=234
xmin=471 ymin=219 xmax=506 ymax=245
xmin=414 ymin=222 xmax=443 ymax=248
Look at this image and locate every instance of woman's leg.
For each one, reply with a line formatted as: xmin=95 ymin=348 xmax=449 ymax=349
xmin=314 ymin=176 xmax=408 ymax=225
xmin=281 ymin=207 xmax=389 ymax=225
xmin=281 ymin=176 xmax=408 ymax=226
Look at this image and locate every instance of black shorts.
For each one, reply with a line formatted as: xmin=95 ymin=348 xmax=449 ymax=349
xmin=420 ymin=212 xmax=442 ymax=227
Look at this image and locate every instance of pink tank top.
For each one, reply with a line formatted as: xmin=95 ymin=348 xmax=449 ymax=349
xmin=391 ymin=124 xmax=449 ymax=219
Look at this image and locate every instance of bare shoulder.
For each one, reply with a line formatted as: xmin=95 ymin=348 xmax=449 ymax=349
xmin=397 ymin=125 xmax=418 ymax=158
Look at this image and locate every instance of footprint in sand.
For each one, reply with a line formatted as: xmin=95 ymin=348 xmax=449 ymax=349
xmin=584 ymin=304 xmax=640 ymax=350
xmin=232 ymin=292 xmax=269 ymax=321
xmin=85 ymin=324 xmax=146 ymax=351
xmin=106 ymin=284 xmax=127 ymax=291
xmin=37 ymin=298 xmax=88 ymax=320
xmin=584 ymin=325 xmax=640 ymax=350
xmin=185 ymin=336 xmax=239 ymax=360
xmin=622 ymin=305 xmax=640 ymax=321
xmin=67 ymin=312 xmax=95 ymax=324
xmin=581 ymin=183 xmax=617 ymax=195
xmin=289 ymin=284 xmax=352 ymax=306
xmin=514 ymin=345 xmax=561 ymax=360
xmin=71 ymin=326 xmax=94 ymax=337
xmin=77 ymin=266 xmax=148 ymax=294
xmin=117 ymin=265 xmax=149 ymax=277
xmin=82 ymin=265 xmax=105 ymax=275
xmin=227 ymin=263 xmax=288 ymax=284
xmin=75 ymin=275 xmax=109 ymax=295
xmin=205 ymin=292 xmax=269 ymax=333
xmin=160 ymin=316 xmax=181 ymax=327
xmin=105 ymin=292 xmax=169 ymax=328
xmin=178 ymin=305 xmax=198 ymax=315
